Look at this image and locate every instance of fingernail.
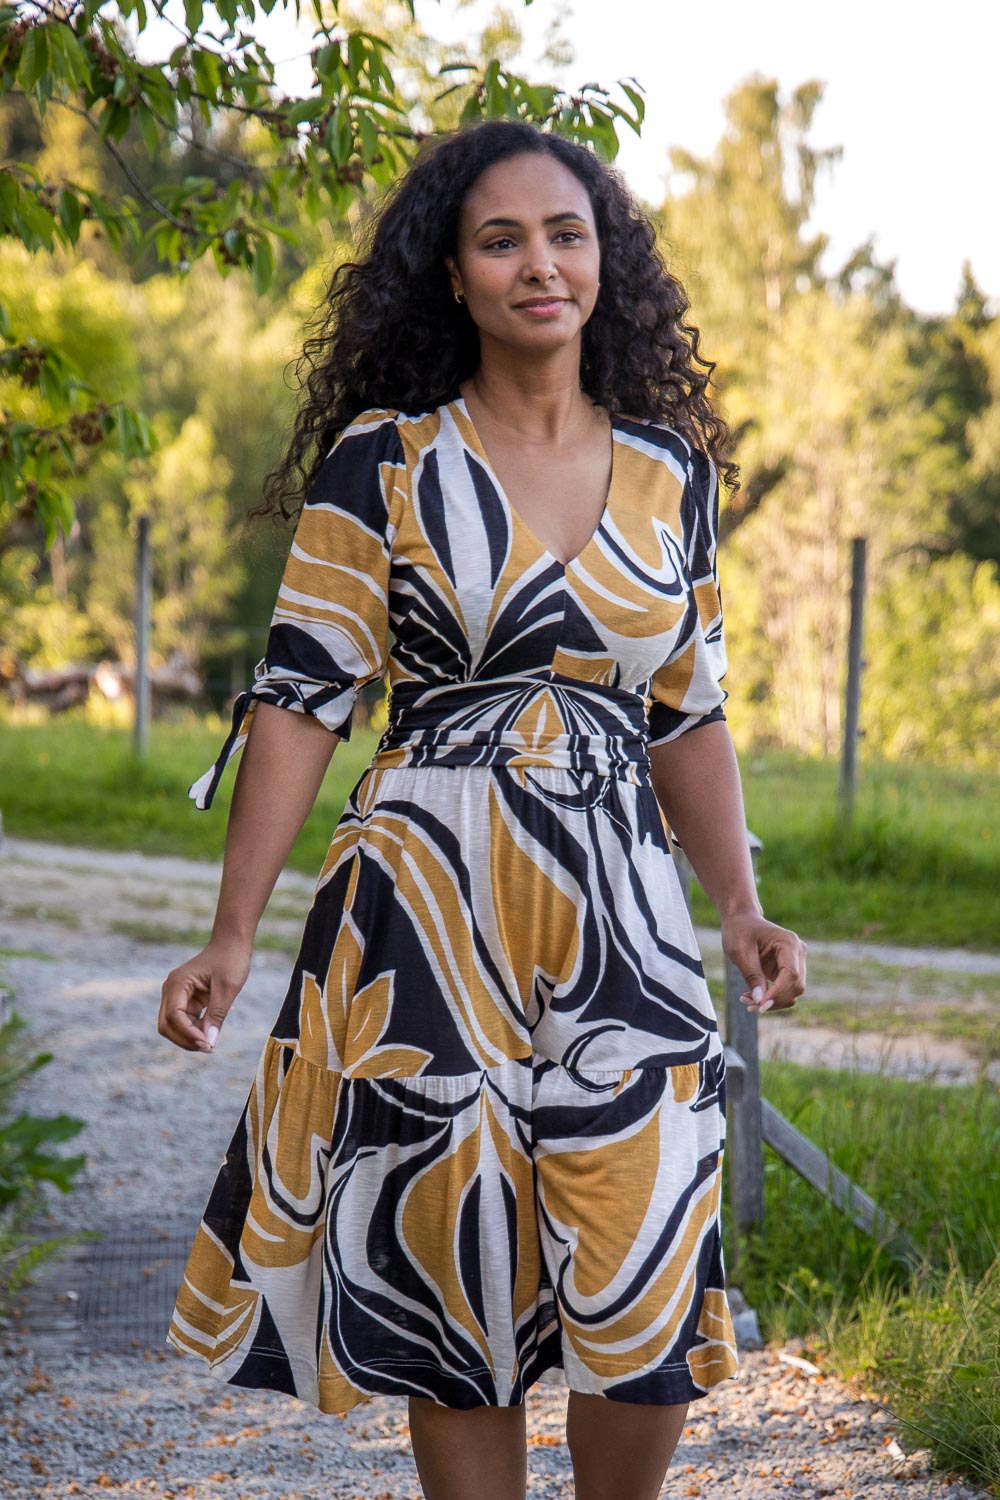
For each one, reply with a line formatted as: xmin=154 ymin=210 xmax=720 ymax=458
xmin=751 ymin=987 xmax=764 ymax=1004
xmin=759 ymin=998 xmax=774 ymax=1011
xmin=206 ymin=1024 xmax=219 ymax=1049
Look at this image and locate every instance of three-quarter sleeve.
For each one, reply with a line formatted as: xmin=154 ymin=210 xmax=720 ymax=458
xmin=189 ymin=408 xmax=406 ymax=810
xmin=646 ymin=445 xmax=728 ymax=748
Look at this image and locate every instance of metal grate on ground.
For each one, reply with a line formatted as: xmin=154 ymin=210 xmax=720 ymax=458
xmin=8 ymin=1223 xmax=192 ymax=1355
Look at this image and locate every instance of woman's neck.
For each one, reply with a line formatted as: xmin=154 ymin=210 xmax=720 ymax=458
xmin=461 ymin=368 xmax=602 ymax=446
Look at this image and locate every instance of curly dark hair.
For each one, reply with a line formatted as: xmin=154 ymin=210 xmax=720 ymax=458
xmin=249 ymin=117 xmax=739 ymax=529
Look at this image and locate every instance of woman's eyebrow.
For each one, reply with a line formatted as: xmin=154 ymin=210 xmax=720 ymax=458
xmin=474 ymin=211 xmax=588 ymax=233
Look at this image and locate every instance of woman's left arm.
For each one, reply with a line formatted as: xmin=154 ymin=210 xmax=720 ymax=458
xmin=648 ymin=719 xmax=807 ymax=1013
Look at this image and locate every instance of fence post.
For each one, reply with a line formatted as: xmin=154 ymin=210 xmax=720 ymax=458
xmin=674 ymin=833 xmax=764 ymax=1280
xmin=838 ymin=535 xmax=867 ymax=819
xmin=134 ymin=513 xmax=152 ymax=758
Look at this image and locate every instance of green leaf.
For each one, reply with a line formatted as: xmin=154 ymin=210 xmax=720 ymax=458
xmin=17 ymin=24 xmax=48 ymax=91
xmin=251 ymin=233 xmax=274 ymax=295
xmin=286 ymin=96 xmax=325 ymax=127
xmin=107 ymin=100 xmax=131 ymax=142
xmin=303 ymin=176 xmax=321 ymax=222
xmin=57 ymin=188 xmax=83 ymax=243
xmin=358 ymin=108 xmax=378 ymax=163
xmin=46 ymin=22 xmax=89 ymax=90
xmin=1 ymin=1112 xmax=86 ymax=1150
xmin=183 ymin=0 xmax=204 ymax=35
xmin=192 ymin=46 xmax=220 ymax=97
xmin=0 ymin=458 xmax=17 ymax=510
xmin=136 ymin=103 xmax=158 ymax=154
xmin=314 ymin=42 xmax=338 ymax=80
xmin=621 ymin=79 xmax=646 ymax=123
xmin=347 ymin=31 xmax=365 ymax=83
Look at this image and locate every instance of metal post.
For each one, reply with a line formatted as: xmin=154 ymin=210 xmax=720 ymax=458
xmin=134 ymin=513 xmax=151 ymax=758
xmin=838 ymin=536 xmax=867 ymax=818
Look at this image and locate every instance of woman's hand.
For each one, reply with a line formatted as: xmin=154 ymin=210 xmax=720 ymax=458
xmin=721 ymin=911 xmax=807 ymax=1013
xmin=158 ymin=937 xmax=253 ymax=1052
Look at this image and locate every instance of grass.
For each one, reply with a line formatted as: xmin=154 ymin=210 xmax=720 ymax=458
xmin=689 ymin=750 xmax=999 ymax=949
xmin=0 ymin=705 xmax=377 ymax=870
xmin=2 ymin=709 xmax=998 ymax=949
xmin=821 ymin=1251 xmax=999 ymax=1491
xmin=731 ymin=1060 xmax=1000 ymax=1489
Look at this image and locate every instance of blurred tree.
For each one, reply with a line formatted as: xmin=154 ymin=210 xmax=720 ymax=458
xmin=718 ymin=286 xmax=966 ymax=757
xmin=658 ymin=77 xmax=999 ymax=764
xmin=0 ymin=0 xmax=644 ymax=547
xmin=88 ymin=411 xmax=240 ymax=665
xmin=933 ymin=264 xmax=1000 ymax=567
xmin=657 ymin=75 xmax=840 ymax=535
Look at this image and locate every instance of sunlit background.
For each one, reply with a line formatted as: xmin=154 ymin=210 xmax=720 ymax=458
xmin=134 ymin=0 xmax=999 ymax=317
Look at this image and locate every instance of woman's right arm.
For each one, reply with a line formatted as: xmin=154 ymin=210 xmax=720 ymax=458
xmin=157 ymin=701 xmax=341 ymax=1054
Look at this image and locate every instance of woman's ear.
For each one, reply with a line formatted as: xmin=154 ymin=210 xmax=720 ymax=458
xmin=444 ymin=255 xmax=462 ymax=298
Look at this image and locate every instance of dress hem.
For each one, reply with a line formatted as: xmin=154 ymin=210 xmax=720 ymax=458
xmin=164 ymin=1328 xmax=738 ymax=1413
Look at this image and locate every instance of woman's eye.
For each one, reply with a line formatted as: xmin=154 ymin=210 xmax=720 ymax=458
xmin=484 ymin=230 xmax=583 ymax=251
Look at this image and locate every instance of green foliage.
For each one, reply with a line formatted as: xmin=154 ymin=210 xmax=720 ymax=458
xmin=0 ymin=1011 xmax=86 ymax=1206
xmin=0 ymin=294 xmax=154 ymax=547
xmin=0 ymin=1106 xmax=86 ymax=1205
xmin=824 ymin=1252 xmax=1000 ymax=1489
xmin=0 ymin=241 xmax=285 ymax=671
xmin=0 ymin=0 xmax=643 ymax=544
xmin=731 ymin=1061 xmax=1000 ymax=1488
xmin=0 ymin=1008 xmax=88 ymax=1312
xmin=659 ymin=78 xmax=1000 ymax=769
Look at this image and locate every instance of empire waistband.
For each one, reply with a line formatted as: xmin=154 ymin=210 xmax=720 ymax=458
xmin=369 ymin=676 xmax=653 ymax=780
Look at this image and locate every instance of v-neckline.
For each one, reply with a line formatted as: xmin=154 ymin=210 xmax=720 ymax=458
xmin=451 ymin=393 xmax=619 ymax=571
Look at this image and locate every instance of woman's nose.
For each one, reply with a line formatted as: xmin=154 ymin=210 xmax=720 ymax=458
xmin=519 ymin=239 xmax=558 ymax=282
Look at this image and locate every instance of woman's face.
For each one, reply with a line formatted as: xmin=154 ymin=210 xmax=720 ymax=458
xmin=445 ymin=152 xmax=601 ymax=356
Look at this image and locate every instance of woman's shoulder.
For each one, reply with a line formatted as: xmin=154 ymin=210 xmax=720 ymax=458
xmin=346 ymin=396 xmax=460 ymax=440
xmin=613 ymin=410 xmax=709 ymax=477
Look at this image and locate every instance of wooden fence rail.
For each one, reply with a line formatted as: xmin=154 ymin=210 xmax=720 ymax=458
xmin=674 ymin=840 xmax=922 ymax=1279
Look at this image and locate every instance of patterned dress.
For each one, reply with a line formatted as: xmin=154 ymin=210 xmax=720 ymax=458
xmin=166 ymin=390 xmax=741 ymax=1412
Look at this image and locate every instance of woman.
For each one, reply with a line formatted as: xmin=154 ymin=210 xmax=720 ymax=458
xmin=159 ymin=117 xmax=807 ymax=1500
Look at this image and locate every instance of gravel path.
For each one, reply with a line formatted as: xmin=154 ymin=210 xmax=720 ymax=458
xmin=0 ymin=835 xmax=993 ymax=1498
xmin=1 ymin=1340 xmax=984 ymax=1499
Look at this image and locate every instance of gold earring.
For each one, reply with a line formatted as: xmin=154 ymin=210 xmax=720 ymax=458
xmin=454 ymin=290 xmax=465 ymax=304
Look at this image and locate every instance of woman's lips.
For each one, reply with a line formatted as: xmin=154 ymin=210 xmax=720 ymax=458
xmin=513 ymin=299 xmax=567 ymax=318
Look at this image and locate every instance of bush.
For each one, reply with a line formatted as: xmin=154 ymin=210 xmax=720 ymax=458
xmin=0 ymin=1008 xmax=89 ymax=1315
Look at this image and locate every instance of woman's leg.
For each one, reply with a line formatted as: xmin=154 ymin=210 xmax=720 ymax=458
xmin=566 ymin=1390 xmax=690 ymax=1500
xmin=407 ymin=1395 xmax=528 ymax=1500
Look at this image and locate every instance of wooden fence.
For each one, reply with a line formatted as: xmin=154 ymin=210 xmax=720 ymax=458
xmin=674 ymin=840 xmax=921 ymax=1279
